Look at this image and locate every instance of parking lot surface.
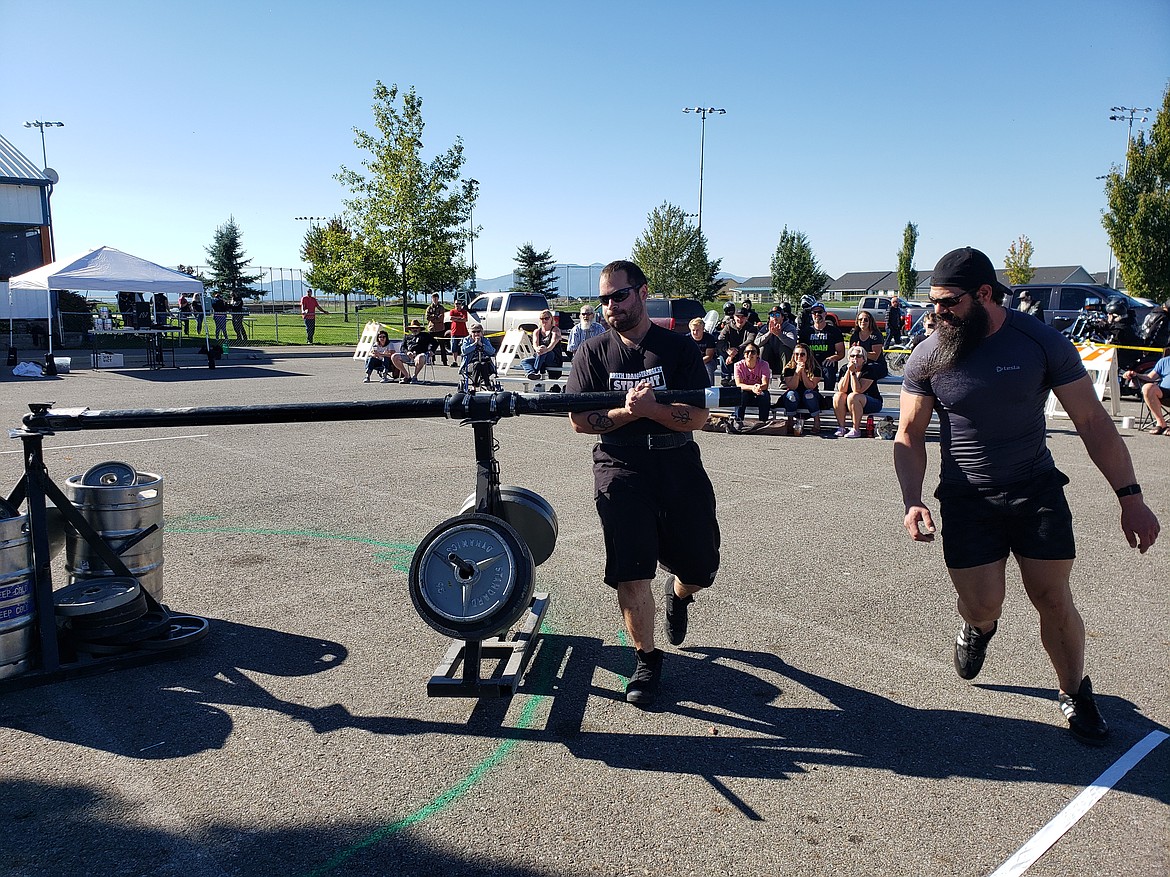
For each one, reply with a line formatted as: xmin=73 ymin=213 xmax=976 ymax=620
xmin=1 ymin=349 xmax=1166 ymax=877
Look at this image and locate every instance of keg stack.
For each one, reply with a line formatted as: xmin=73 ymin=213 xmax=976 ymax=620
xmin=1 ymin=461 xmax=209 ymax=681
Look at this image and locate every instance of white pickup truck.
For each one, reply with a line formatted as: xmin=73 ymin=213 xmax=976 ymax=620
xmin=466 ymin=292 xmax=571 ymax=336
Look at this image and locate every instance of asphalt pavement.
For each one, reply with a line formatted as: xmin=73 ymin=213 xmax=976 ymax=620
xmin=1 ymin=348 xmax=1166 ymax=877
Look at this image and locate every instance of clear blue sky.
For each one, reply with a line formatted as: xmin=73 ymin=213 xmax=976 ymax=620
xmin=5 ymin=0 xmax=1168 ymax=284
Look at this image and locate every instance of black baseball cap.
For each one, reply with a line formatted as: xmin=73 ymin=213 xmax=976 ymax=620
xmin=932 ymin=247 xmax=1012 ymax=299
xmin=735 ymin=307 xmax=751 ymax=317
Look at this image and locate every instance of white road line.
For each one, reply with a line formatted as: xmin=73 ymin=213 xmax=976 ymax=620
xmin=989 ymin=729 xmax=1169 ymax=877
xmin=0 ymin=434 xmax=209 ymax=454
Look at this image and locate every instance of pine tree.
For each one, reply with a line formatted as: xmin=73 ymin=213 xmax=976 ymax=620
xmin=204 ymin=217 xmax=263 ymax=299
xmin=771 ymin=227 xmax=825 ymax=303
xmin=513 ymin=242 xmax=558 ymax=296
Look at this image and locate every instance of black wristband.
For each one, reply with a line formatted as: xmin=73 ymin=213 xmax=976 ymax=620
xmin=1115 ymin=484 xmax=1142 ymax=498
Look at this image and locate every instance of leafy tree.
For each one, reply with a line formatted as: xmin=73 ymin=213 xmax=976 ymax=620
xmin=896 ymin=221 xmax=919 ymax=297
xmin=630 ymin=202 xmax=721 ymax=297
xmin=336 ymin=81 xmax=474 ymax=328
xmin=1103 ymin=84 xmax=1170 ymax=298
xmin=1004 ymin=235 xmax=1035 ymax=285
xmin=204 ymin=217 xmax=263 ymax=299
xmin=770 ymin=227 xmax=826 ymax=303
xmin=513 ymin=242 xmax=558 ymax=296
xmin=300 ymin=218 xmax=385 ymax=323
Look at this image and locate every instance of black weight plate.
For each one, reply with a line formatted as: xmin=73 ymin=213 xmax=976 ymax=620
xmin=69 ymin=606 xmax=153 ymax=642
xmin=54 ymin=578 xmax=142 ymax=617
xmin=459 ymin=486 xmax=558 ymax=566
xmin=82 ymin=609 xmax=172 ymax=646
xmin=137 ymin=614 xmax=210 ymax=650
xmin=67 ymin=592 xmax=148 ymax=628
xmin=409 ymin=513 xmax=536 ymax=641
xmin=0 ymin=496 xmax=19 ymax=519
xmin=73 ymin=639 xmax=133 ymax=657
xmin=81 ymin=461 xmax=138 ymax=487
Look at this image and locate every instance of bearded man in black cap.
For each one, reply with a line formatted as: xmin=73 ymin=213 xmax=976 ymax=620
xmin=894 ymin=246 xmax=1160 ymax=745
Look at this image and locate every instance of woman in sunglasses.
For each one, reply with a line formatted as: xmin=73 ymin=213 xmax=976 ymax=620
xmin=780 ymin=342 xmax=822 ymax=435
xmin=832 ymin=345 xmax=884 ymax=437
xmin=730 ymin=343 xmax=771 ymax=431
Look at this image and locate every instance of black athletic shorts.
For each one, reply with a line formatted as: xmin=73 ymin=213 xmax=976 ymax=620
xmin=592 ymin=440 xmax=720 ymax=588
xmin=935 ymin=468 xmax=1075 ymax=569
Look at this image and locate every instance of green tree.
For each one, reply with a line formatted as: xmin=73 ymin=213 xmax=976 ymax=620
xmin=204 ymin=217 xmax=263 ymax=299
xmin=301 ymin=218 xmax=380 ymax=323
xmin=513 ymin=242 xmax=558 ymax=295
xmin=897 ymin=221 xmax=919 ymax=297
xmin=630 ymin=202 xmax=721 ymax=297
xmin=336 ymin=81 xmax=474 ymax=328
xmin=1103 ymin=84 xmax=1170 ymax=298
xmin=1004 ymin=235 xmax=1036 ymax=285
xmin=770 ymin=227 xmax=825 ymax=303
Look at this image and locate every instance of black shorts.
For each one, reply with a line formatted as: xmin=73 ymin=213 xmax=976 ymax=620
xmin=593 ymin=441 xmax=720 ymax=588
xmin=935 ymin=469 xmax=1075 ymax=569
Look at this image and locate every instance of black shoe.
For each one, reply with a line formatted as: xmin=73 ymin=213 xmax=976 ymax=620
xmin=953 ymin=620 xmax=997 ymax=680
xmin=1059 ymin=675 xmax=1109 ymax=745
xmin=663 ymin=579 xmax=693 ymax=647
xmin=626 ymin=648 xmax=662 ymax=706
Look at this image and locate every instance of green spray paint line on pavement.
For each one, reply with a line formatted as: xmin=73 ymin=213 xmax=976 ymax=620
xmin=304 ymin=688 xmax=546 ymax=877
xmin=167 ymin=521 xmax=416 ymax=571
xmin=166 ymin=515 xmax=556 ymax=873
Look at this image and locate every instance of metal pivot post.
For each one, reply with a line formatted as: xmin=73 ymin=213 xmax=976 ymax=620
xmin=20 ymin=430 xmax=61 ymax=673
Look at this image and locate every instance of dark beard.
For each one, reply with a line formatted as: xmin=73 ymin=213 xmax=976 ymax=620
xmin=921 ymin=298 xmax=990 ymax=378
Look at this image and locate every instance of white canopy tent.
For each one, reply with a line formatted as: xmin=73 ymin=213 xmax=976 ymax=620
xmin=9 ymin=246 xmax=205 ymax=353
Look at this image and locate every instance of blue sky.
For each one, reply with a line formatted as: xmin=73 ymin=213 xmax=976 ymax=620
xmin=4 ymin=0 xmax=1168 ymax=285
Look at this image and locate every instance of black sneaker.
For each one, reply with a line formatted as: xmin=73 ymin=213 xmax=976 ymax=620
xmin=953 ymin=620 xmax=997 ymax=680
xmin=626 ymin=648 xmax=663 ymax=706
xmin=663 ymin=579 xmax=693 ymax=646
xmin=1059 ymin=675 xmax=1109 ymax=745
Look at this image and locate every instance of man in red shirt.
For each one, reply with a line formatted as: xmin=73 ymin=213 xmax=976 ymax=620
xmin=300 ymin=289 xmax=329 ymax=343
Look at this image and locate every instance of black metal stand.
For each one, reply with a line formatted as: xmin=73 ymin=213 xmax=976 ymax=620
xmin=426 ymin=592 xmax=550 ymax=697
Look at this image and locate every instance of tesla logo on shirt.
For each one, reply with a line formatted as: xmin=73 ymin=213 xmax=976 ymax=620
xmin=610 ymin=367 xmax=667 ymax=391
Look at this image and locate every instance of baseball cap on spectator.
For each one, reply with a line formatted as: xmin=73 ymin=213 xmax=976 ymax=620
xmin=810 ymin=303 xmax=826 ymax=314
xmin=735 ymin=307 xmax=751 ymax=317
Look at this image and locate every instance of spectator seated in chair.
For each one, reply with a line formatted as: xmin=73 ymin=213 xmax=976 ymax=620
xmin=1123 ymin=346 xmax=1170 ymax=435
xmin=363 ymin=330 xmax=395 ymax=382
xmin=460 ymin=325 xmax=499 ymax=391
xmin=832 ymin=345 xmax=884 ymax=438
xmin=391 ymin=319 xmax=436 ymax=384
xmin=519 ymin=310 xmax=563 ymax=380
xmin=730 ymin=343 xmax=771 ymax=432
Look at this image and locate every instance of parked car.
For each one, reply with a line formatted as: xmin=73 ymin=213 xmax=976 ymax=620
xmin=466 ymin=292 xmax=569 ymax=336
xmin=644 ymin=297 xmax=707 ymax=333
xmin=1007 ymin=284 xmax=1156 ymax=332
xmin=821 ymin=295 xmax=930 ymax=333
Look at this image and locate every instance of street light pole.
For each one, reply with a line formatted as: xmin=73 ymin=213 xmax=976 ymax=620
xmin=24 ymin=120 xmax=64 ymax=262
xmin=682 ymin=107 xmax=726 ymax=239
xmin=1108 ymin=105 xmax=1152 ymax=176
xmin=464 ymin=179 xmax=479 ymax=302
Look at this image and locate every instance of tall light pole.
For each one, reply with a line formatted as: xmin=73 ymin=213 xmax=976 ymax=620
xmin=1108 ymin=105 xmax=1152 ymax=176
xmin=24 ymin=120 xmax=64 ymax=261
xmin=23 ymin=119 xmax=63 ymax=170
xmin=682 ymin=107 xmax=726 ymax=239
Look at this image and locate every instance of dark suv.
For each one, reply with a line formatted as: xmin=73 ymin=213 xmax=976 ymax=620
xmin=1007 ymin=284 xmax=1156 ymax=332
xmin=644 ymin=297 xmax=707 ymax=333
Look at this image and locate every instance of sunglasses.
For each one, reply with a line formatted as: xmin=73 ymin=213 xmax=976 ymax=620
xmin=598 ymin=286 xmax=636 ymax=306
xmin=928 ymin=290 xmax=972 ymax=308
xmin=811 ymin=311 xmax=826 ymax=318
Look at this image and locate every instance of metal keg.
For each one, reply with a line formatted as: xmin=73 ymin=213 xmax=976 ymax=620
xmin=64 ymin=470 xmax=165 ymax=600
xmin=0 ymin=513 xmax=34 ymax=679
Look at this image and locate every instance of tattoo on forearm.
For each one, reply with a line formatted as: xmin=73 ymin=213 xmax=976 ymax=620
xmin=670 ymin=408 xmax=692 ymax=424
xmin=587 ymin=411 xmax=616 ymax=432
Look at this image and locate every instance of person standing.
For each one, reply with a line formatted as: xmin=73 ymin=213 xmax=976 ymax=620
xmin=229 ymin=293 xmax=249 ymax=342
xmin=425 ymin=293 xmax=449 ymax=365
xmin=192 ymin=291 xmax=205 ymax=335
xmin=894 ymin=247 xmax=1160 ymax=744
xmin=178 ymin=293 xmax=192 ymax=335
xmin=887 ymin=297 xmax=903 ymax=345
xmin=301 ymin=288 xmax=329 ymax=344
xmin=210 ymin=293 xmax=229 ymax=342
xmin=566 ymin=260 xmax=720 ymax=707
xmin=448 ymin=297 xmax=470 ymax=367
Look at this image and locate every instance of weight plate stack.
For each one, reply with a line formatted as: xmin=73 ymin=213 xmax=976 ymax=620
xmin=459 ymin=486 xmax=558 ymax=567
xmin=137 ymin=614 xmax=210 ymax=650
xmin=54 ymin=577 xmax=142 ymax=617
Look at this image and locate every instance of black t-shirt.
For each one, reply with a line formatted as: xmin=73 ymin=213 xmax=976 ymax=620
xmin=402 ymin=331 xmax=435 ymax=354
xmin=566 ymin=323 xmax=708 ymax=438
xmin=692 ymin=331 xmax=717 ymax=360
xmin=800 ymin=324 xmax=844 ymax=369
